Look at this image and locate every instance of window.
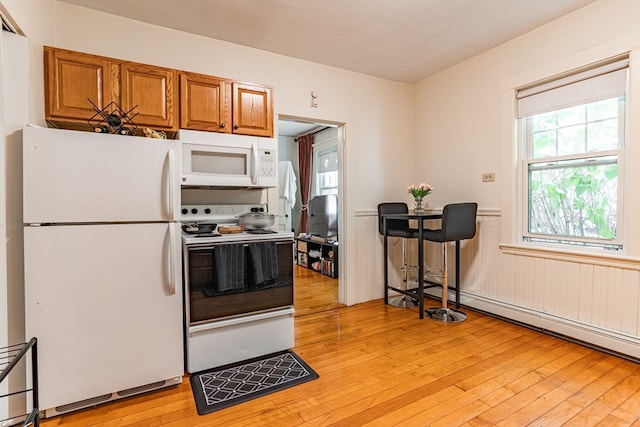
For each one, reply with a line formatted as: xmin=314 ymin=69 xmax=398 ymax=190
xmin=315 ymin=146 xmax=338 ymax=196
xmin=518 ymin=59 xmax=628 ymax=249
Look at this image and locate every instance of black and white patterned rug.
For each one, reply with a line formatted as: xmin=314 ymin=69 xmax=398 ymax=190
xmin=190 ymin=350 xmax=319 ymax=415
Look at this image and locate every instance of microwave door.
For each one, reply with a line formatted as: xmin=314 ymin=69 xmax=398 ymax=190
xmin=184 ymin=144 xmax=253 ymax=187
xmin=179 ymin=135 xmax=278 ymax=188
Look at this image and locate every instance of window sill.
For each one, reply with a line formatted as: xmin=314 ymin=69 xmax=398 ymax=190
xmin=500 ymin=243 xmax=640 ymax=271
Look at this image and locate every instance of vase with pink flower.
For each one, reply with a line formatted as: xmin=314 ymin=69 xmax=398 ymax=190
xmin=407 ymin=182 xmax=434 ymax=213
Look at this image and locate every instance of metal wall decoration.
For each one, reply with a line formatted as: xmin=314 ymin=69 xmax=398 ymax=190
xmin=87 ymin=98 xmax=139 ymax=135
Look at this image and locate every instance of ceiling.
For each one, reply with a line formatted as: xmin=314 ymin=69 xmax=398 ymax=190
xmin=58 ymin=0 xmax=595 ymax=84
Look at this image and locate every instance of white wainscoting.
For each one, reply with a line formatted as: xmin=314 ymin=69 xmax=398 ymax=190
xmin=353 ymin=210 xmax=442 ymax=304
xmin=353 ymin=211 xmax=384 ymax=303
xmin=355 ymin=208 xmax=640 ymax=359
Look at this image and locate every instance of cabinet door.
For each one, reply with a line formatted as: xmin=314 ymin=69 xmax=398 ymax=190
xmin=232 ymin=82 xmax=273 ymax=137
xmin=44 ymin=46 xmax=116 ymax=123
xmin=180 ymin=72 xmax=231 ymax=132
xmin=120 ymin=62 xmax=177 ymax=130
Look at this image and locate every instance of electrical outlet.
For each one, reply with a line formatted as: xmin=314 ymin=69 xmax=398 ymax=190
xmin=482 ymin=172 xmax=495 ymax=182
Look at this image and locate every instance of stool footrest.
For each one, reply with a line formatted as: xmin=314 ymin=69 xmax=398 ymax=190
xmin=387 ymin=286 xmax=420 ymax=300
xmin=388 ymin=295 xmax=418 ymax=308
xmin=425 ymin=307 xmax=467 ymax=323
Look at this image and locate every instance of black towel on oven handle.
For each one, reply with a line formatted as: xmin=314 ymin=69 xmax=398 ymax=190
xmin=248 ymin=242 xmax=278 ymax=286
xmin=212 ymin=243 xmax=245 ymax=292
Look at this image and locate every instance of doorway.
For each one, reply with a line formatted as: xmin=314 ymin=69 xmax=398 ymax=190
xmin=277 ymin=115 xmax=344 ymax=314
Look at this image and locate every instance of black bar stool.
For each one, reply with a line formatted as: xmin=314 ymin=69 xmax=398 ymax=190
xmin=419 ymin=202 xmax=477 ymax=322
xmin=378 ymin=203 xmax=418 ymax=308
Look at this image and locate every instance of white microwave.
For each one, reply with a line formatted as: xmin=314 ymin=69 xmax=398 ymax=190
xmin=179 ymin=129 xmax=277 ymax=188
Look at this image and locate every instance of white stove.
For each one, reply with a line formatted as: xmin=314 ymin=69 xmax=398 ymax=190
xmin=181 ymin=203 xmax=267 ymax=222
xmin=181 ymin=203 xmax=295 ymax=372
xmin=180 ymin=204 xmax=294 ymax=244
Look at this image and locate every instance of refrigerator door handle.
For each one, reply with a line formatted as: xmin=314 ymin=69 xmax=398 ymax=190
xmin=167 ymin=223 xmax=177 ymax=295
xmin=167 ymin=148 xmax=176 ymax=220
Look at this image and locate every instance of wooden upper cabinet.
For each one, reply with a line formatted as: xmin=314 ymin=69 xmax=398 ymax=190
xmin=232 ymin=82 xmax=273 ymax=137
xmin=44 ymin=46 xmax=117 ymax=123
xmin=44 ymin=46 xmax=177 ymax=131
xmin=120 ymin=62 xmax=177 ymax=130
xmin=179 ymin=72 xmax=231 ymax=132
xmin=44 ymin=46 xmax=273 ymax=136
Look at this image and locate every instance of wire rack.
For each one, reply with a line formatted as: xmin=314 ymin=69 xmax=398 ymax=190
xmin=0 ymin=337 xmax=39 ymax=426
xmin=87 ymin=99 xmax=139 ymax=135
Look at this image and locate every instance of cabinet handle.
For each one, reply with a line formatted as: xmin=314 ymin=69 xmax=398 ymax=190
xmin=219 ymin=123 xmax=226 ymax=128
xmin=233 ymin=124 xmax=239 ymax=130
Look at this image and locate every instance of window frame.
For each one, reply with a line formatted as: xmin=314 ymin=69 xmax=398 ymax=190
xmin=517 ymin=63 xmax=628 ymax=251
xmin=313 ymin=140 xmax=339 ymax=196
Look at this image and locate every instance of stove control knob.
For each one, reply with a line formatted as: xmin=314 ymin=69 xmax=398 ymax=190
xmin=191 ymin=208 xmax=198 ymax=214
xmin=205 ymin=208 xmax=211 ymax=214
xmin=181 ymin=208 xmax=188 ymax=215
xmin=259 ymin=207 xmax=265 ymax=212
xmin=251 ymin=207 xmax=259 ymax=212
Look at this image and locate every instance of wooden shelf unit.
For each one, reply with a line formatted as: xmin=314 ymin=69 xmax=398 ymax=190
xmin=295 ymin=237 xmax=338 ymax=278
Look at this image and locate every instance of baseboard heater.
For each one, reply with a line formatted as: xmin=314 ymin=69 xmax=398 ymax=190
xmin=422 ymin=287 xmax=640 ymax=363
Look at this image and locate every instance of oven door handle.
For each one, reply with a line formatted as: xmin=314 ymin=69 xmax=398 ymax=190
xmin=189 ymin=307 xmax=295 ymax=334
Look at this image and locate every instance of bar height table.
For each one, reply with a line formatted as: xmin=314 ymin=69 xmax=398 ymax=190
xmin=383 ymin=212 xmax=442 ymax=319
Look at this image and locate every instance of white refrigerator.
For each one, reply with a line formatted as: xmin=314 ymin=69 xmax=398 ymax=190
xmin=22 ymin=126 xmax=183 ymax=417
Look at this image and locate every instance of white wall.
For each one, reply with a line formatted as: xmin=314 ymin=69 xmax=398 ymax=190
xmin=409 ymin=0 xmax=640 ymax=357
xmin=2 ymin=30 xmax=27 ymax=347
xmin=0 ymin=0 xmax=52 ymax=124
xmin=414 ymin=0 xmax=640 ymax=211
xmin=0 ymin=25 xmax=29 ymax=424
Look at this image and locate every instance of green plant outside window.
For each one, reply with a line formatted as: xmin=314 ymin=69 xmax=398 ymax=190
xmin=524 ymin=97 xmax=623 ymax=246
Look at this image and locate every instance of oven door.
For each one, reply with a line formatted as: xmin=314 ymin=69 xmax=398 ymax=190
xmin=184 ymin=238 xmax=294 ymax=325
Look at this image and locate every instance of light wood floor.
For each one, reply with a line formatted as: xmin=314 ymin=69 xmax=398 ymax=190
xmin=42 ymin=267 xmax=640 ymax=426
xmin=292 ymin=265 xmax=343 ymax=317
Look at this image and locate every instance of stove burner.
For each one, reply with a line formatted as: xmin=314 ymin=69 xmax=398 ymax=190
xmin=191 ymin=232 xmax=222 ymax=238
xmin=246 ymin=229 xmax=277 ymax=234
